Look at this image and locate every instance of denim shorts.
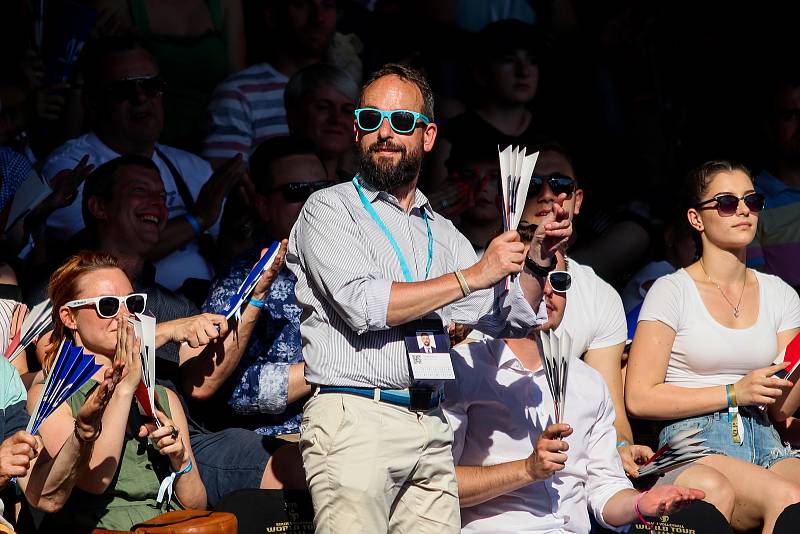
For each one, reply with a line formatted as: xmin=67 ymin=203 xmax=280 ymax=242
xmin=658 ymin=406 xmax=799 ymax=469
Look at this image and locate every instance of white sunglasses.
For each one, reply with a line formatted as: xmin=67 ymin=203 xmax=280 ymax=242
xmin=65 ymin=293 xmax=147 ymax=318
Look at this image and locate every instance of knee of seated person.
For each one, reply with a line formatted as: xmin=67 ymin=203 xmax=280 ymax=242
xmin=676 ymin=466 xmax=735 ymax=516
xmin=773 ymin=482 xmax=800 ymax=512
xmin=262 ymin=444 xmax=306 ymax=490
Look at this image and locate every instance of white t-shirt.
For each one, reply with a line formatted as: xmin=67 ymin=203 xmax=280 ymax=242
xmin=555 ymin=259 xmax=627 ymax=356
xmin=638 ymin=269 xmax=800 ymax=388
xmin=465 ymin=260 xmax=627 ymax=356
xmin=41 ymin=132 xmax=217 ymax=290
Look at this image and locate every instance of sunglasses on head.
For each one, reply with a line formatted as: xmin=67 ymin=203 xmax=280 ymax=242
xmin=547 ymin=271 xmax=572 ymax=293
xmin=105 ymin=76 xmax=166 ymax=102
xmin=65 ymin=293 xmax=148 ymax=319
xmin=355 ymin=108 xmax=430 ymax=134
xmin=694 ymin=192 xmax=765 ymax=217
xmin=528 ymin=174 xmax=577 ymax=198
xmin=270 ymin=180 xmax=335 ymax=203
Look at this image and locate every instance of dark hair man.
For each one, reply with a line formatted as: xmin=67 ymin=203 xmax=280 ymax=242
xmin=41 ymin=36 xmax=246 ymax=293
xmin=287 ymin=63 xmax=572 ymax=533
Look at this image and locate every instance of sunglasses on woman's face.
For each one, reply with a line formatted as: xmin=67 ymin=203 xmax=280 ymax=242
xmin=547 ymin=271 xmax=572 ymax=293
xmin=270 ymin=180 xmax=335 ymax=203
xmin=65 ymin=294 xmax=148 ymax=319
xmin=694 ymin=192 xmax=765 ymax=217
xmin=354 ymin=108 xmax=431 ymax=134
xmin=528 ymin=174 xmax=577 ymax=198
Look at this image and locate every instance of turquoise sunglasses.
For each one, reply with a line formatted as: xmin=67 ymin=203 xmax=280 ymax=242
xmin=354 ymin=108 xmax=431 ymax=134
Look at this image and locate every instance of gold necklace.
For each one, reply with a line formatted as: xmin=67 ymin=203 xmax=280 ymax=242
xmin=699 ymin=259 xmax=747 ymax=318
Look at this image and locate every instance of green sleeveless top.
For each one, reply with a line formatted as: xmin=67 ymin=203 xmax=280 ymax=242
xmin=129 ymin=0 xmax=229 ymax=150
xmin=40 ymin=380 xmax=181 ymax=531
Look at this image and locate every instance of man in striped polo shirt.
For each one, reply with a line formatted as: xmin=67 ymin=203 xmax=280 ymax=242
xmin=202 ymin=0 xmax=337 ymax=169
xmin=287 ymin=64 xmax=572 ymax=533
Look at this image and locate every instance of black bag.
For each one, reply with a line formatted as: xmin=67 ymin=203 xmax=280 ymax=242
xmin=215 ymin=489 xmax=315 ymax=534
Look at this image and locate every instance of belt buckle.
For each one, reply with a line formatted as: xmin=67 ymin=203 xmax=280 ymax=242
xmin=409 ymin=387 xmax=434 ymax=411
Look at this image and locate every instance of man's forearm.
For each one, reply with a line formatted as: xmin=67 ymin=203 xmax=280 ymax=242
xmin=601 ymin=488 xmax=640 ymax=527
xmin=181 ymin=303 xmax=261 ymax=400
xmin=386 ymin=272 xmax=468 ymax=327
xmin=455 ymin=461 xmax=534 ymax=508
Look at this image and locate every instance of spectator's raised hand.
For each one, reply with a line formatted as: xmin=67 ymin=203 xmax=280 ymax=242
xmin=252 ymin=240 xmax=288 ymax=301
xmin=530 ymin=192 xmax=572 ymax=265
xmin=0 ymin=431 xmax=39 ymax=488
xmin=115 ymin=316 xmax=142 ymax=395
xmin=162 ymin=313 xmax=229 ymax=348
xmin=636 ymin=485 xmax=705 ymax=517
xmin=74 ymin=357 xmax=126 ymax=442
xmin=192 ymin=153 xmax=247 ymax=230
xmin=46 ymin=154 xmax=95 ymax=210
xmin=525 ymin=423 xmax=573 ymax=482
xmin=734 ymin=362 xmax=792 ymax=407
xmin=468 ymin=230 xmax=526 ymax=290
xmin=138 ymin=410 xmax=189 ymax=471
xmin=618 ymin=443 xmax=654 ymax=478
xmin=3 ymin=303 xmax=27 ymax=357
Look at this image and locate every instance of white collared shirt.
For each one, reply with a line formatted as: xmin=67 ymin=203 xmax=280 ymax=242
xmin=443 ymin=339 xmax=632 ymax=534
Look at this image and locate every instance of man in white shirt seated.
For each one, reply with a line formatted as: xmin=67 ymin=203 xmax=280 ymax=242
xmin=443 ymin=252 xmax=704 ymax=533
xmin=40 ymin=35 xmax=246 ymax=292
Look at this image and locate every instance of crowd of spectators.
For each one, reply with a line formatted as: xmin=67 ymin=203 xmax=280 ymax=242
xmin=2 ymin=1 xmax=800 ymax=533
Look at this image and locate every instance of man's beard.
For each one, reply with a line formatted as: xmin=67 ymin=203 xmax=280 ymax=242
xmin=358 ymin=140 xmax=423 ymax=191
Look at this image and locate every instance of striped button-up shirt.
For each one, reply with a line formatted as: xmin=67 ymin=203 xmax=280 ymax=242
xmin=287 ymin=178 xmax=544 ymax=389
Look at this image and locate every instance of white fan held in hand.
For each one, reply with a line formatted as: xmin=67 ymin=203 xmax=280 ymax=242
xmin=498 ymin=145 xmax=539 ymax=288
xmin=538 ymin=329 xmax=573 ymax=426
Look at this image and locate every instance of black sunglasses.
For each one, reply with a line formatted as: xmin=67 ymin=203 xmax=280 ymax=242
xmin=547 ymin=271 xmax=572 ymax=293
xmin=528 ymin=174 xmax=577 ymax=198
xmin=694 ymin=192 xmax=765 ymax=217
xmin=105 ymin=76 xmax=166 ymax=102
xmin=270 ymin=180 xmax=335 ymax=203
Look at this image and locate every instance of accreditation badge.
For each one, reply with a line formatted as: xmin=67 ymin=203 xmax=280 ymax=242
xmin=403 ymin=320 xmax=454 ymax=380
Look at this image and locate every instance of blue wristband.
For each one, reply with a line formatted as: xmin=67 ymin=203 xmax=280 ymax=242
xmin=616 ymin=440 xmax=630 ymax=448
xmin=184 ymin=213 xmax=203 ymax=236
xmin=248 ymin=297 xmax=266 ymax=309
xmin=176 ymin=458 xmax=193 ymax=476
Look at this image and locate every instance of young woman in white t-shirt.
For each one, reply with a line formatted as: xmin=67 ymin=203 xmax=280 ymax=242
xmin=626 ymin=161 xmax=800 ymax=533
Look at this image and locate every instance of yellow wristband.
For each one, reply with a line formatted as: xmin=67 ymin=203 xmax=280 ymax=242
xmin=454 ymin=270 xmax=471 ymax=297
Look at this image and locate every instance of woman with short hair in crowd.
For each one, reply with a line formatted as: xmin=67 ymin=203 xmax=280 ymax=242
xmin=626 ymin=160 xmax=800 ymax=533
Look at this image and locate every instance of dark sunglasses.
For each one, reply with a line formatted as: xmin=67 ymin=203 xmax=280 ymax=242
xmin=528 ymin=174 xmax=577 ymax=198
xmin=105 ymin=76 xmax=166 ymax=102
xmin=270 ymin=180 xmax=335 ymax=203
xmin=547 ymin=271 xmax=572 ymax=293
xmin=694 ymin=192 xmax=765 ymax=216
xmin=354 ymin=108 xmax=430 ymax=134
xmin=65 ymin=293 xmax=147 ymax=319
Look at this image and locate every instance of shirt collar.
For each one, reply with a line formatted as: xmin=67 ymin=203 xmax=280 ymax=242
xmin=354 ymin=174 xmax=435 ymax=220
xmin=494 ymin=339 xmax=544 ymax=375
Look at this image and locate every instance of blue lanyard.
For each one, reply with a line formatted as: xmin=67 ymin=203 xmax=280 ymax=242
xmin=352 ymin=177 xmax=433 ymax=282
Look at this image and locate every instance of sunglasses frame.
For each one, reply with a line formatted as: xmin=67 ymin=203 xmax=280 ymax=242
xmin=694 ymin=192 xmax=765 ymax=217
xmin=528 ymin=174 xmax=578 ymax=198
xmin=269 ymin=180 xmax=335 ymax=203
xmin=105 ymin=76 xmax=166 ymax=102
xmin=547 ymin=270 xmax=572 ymax=293
xmin=65 ymin=293 xmax=148 ymax=319
xmin=354 ymin=107 xmax=431 ymax=134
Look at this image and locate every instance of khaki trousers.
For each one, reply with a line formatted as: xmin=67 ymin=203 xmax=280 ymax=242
xmin=299 ymin=392 xmax=460 ymax=534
